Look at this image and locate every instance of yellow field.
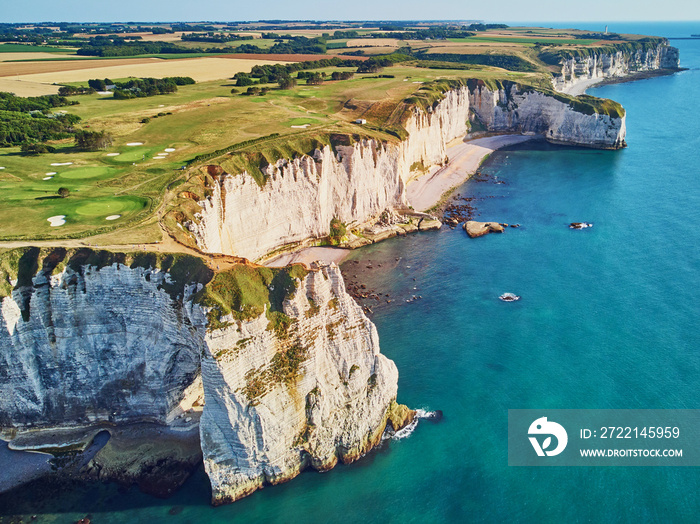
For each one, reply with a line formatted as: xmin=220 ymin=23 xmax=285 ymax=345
xmin=0 ymin=78 xmax=61 ymax=96
xmin=0 ymin=52 xmax=86 ymax=62
xmin=346 ymin=38 xmax=400 ymax=48
xmin=8 ymin=56 xmax=291 ymax=87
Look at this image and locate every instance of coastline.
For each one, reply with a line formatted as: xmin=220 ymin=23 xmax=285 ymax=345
xmin=560 ymin=67 xmax=685 ymax=96
xmin=264 ymin=134 xmax=535 ymax=267
xmin=406 ymin=134 xmax=536 ymax=213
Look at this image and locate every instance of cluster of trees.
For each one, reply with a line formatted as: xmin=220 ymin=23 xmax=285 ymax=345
xmin=181 ymin=32 xmax=253 ymax=43
xmin=76 ymin=36 xmax=198 ymax=57
xmin=0 ymin=92 xmax=76 ymax=112
xmin=0 ymin=92 xmax=82 ymax=147
xmin=331 ymin=71 xmax=354 ymax=80
xmin=74 ymin=130 xmax=113 ymax=151
xmin=0 ymin=110 xmax=80 ymax=147
xmin=297 ymin=71 xmax=325 ymax=84
xmin=357 ymin=56 xmax=399 ymax=73
xmin=58 ymin=86 xmax=96 ymax=96
xmin=87 ymin=77 xmax=195 ymax=99
xmin=225 ymin=35 xmax=328 ymax=55
xmin=235 ymin=57 xmax=364 ymax=86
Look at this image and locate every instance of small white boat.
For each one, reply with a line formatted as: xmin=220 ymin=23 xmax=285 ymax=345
xmin=499 ymin=293 xmax=520 ymax=302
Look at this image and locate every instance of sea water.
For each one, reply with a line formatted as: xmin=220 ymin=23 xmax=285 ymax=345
xmin=2 ymin=22 xmax=700 ymax=524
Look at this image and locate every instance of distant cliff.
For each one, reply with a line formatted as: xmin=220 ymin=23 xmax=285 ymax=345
xmin=467 ymin=79 xmax=626 ymax=150
xmin=543 ymin=40 xmax=681 ymax=92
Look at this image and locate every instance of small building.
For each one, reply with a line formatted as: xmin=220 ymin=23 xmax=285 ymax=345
xmin=355 ymin=118 xmax=367 ymax=124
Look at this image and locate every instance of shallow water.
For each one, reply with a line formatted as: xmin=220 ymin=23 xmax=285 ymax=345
xmin=2 ymin=22 xmax=700 ymax=524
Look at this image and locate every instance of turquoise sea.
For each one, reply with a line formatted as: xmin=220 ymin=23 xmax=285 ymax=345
xmin=2 ymin=21 xmax=700 ymax=524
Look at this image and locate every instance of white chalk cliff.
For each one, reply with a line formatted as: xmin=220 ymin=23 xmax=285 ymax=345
xmin=188 ymin=87 xmax=471 ymax=261
xmin=551 ymin=42 xmax=680 ymax=92
xmin=0 ymin=250 xmax=406 ymax=503
xmin=468 ymin=82 xmax=627 ymax=150
xmin=187 ymin=81 xmax=632 ymax=261
xmin=0 ymin=260 xmax=202 ymax=429
xmin=197 ymin=263 xmax=400 ymax=504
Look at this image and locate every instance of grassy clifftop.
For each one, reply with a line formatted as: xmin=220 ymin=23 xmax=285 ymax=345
xmin=0 ymin=247 xmax=308 ymax=336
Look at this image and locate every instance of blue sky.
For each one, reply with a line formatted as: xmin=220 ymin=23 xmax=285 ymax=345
xmin=4 ymin=0 xmax=699 ymax=23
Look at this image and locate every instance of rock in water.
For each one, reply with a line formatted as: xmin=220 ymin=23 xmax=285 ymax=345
xmin=463 ymin=221 xmax=505 ymax=238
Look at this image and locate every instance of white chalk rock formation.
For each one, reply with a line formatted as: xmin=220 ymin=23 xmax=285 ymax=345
xmin=551 ymin=42 xmax=680 ymax=92
xmin=198 ymin=263 xmax=400 ymax=504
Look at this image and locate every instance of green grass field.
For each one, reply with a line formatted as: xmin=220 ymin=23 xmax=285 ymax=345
xmin=0 ymin=26 xmax=644 ymax=244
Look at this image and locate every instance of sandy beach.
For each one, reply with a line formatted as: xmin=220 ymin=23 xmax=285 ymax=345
xmin=406 ymin=134 xmax=536 ymax=212
xmin=560 ymin=76 xmax=605 ymax=96
xmin=265 ymin=246 xmax=351 ymax=267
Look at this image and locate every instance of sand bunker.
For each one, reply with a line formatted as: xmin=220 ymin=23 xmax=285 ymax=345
xmin=50 ymin=162 xmax=73 ymax=166
xmin=126 ymin=142 xmax=143 ymax=146
xmin=105 ymin=152 xmax=120 ymax=157
xmin=164 ymin=148 xmax=176 ymax=152
xmin=105 ymin=215 xmax=121 ymax=221
xmin=47 ymin=215 xmax=66 ymax=227
xmin=42 ymin=176 xmax=54 ymax=180
xmin=291 ymin=124 xmax=310 ymax=129
xmin=0 ymin=167 xmax=5 ymax=170
xmin=46 ymin=172 xmax=57 ymax=175
xmin=153 ymin=156 xmax=166 ymax=160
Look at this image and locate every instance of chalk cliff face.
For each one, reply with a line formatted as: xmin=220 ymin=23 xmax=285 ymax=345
xmin=188 ymin=87 xmax=471 ymax=261
xmin=0 ymin=261 xmax=202 ymax=429
xmin=468 ymin=84 xmax=627 ymax=150
xmin=0 ymin=250 xmax=405 ymax=504
xmin=187 ymin=83 xmax=633 ymax=260
xmin=198 ymin=264 xmax=400 ymax=504
xmin=552 ymin=43 xmax=680 ymax=92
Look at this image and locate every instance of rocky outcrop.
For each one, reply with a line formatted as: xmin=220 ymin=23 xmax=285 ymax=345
xmin=197 ymin=263 xmax=406 ymax=504
xmin=468 ymin=82 xmax=627 ymax=150
xmin=551 ymin=42 xmax=680 ymax=92
xmin=188 ymin=88 xmax=471 ymax=262
xmin=0 ymin=249 xmax=407 ymax=503
xmin=463 ymin=221 xmax=505 ymax=238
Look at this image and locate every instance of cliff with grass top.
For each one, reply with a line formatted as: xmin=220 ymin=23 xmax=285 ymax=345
xmin=170 ymin=79 xmax=629 ymax=260
xmin=467 ymin=78 xmax=627 ymax=149
xmin=0 ymin=247 xmax=411 ymax=502
xmin=540 ymin=39 xmax=680 ymax=92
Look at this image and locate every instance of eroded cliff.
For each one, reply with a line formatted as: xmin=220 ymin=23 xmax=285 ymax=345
xmin=198 ymin=263 xmax=404 ymax=504
xmin=183 ymin=80 xmax=628 ymax=261
xmin=548 ymin=41 xmax=681 ymax=92
xmin=187 ymin=86 xmax=471 ymax=261
xmin=467 ymin=80 xmax=627 ymax=149
xmin=0 ymin=248 xmax=409 ymax=502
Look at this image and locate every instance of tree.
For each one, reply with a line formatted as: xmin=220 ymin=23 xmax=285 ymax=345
xmin=74 ymin=130 xmax=113 ymax=151
xmin=88 ymin=78 xmax=107 ymax=91
xmin=57 ymin=187 xmax=70 ymax=198
xmin=20 ymin=142 xmax=56 ymax=155
xmin=278 ymin=76 xmax=297 ymax=90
